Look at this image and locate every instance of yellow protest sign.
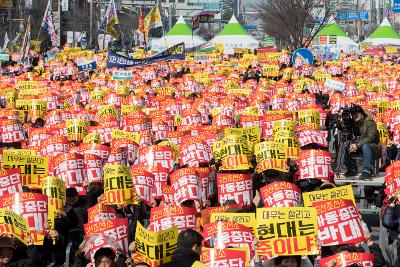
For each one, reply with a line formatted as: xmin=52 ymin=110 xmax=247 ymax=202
xmin=103 ymin=164 xmax=136 ymax=205
xmin=17 ymin=80 xmax=37 ymax=90
xmin=121 ymin=105 xmax=142 ymax=116
xmin=82 ymin=132 xmax=101 ymax=144
xmin=154 ymin=87 xmax=175 ymax=97
xmin=65 ymin=119 xmax=88 ymax=142
xmin=254 ymin=141 xmax=287 ymax=172
xmin=302 ymin=185 xmax=355 ymax=207
xmin=210 ymin=213 xmax=256 ymax=230
xmin=274 ymin=130 xmax=300 ymax=159
xmin=97 ymin=105 xmax=118 ymax=119
xmin=2 ymin=149 xmax=36 ymax=157
xmin=298 ymin=109 xmax=320 ymax=128
xmin=220 ymin=134 xmax=251 ymax=171
xmin=2 ymin=154 xmax=49 ymax=189
xmin=256 ymin=207 xmax=318 ymax=257
xmin=0 ymin=209 xmax=30 ymax=245
xmin=15 ymin=99 xmax=47 ymax=119
xmin=41 ymin=176 xmax=66 ymax=213
xmin=376 ymin=122 xmax=388 ymax=146
xmin=227 ymin=88 xmax=251 ymax=97
xmin=263 ymin=64 xmax=280 ymax=77
xmin=111 ymin=129 xmax=140 ymax=144
xmin=272 ymin=120 xmax=296 ymax=136
xmin=135 ymin=222 xmax=178 ymax=266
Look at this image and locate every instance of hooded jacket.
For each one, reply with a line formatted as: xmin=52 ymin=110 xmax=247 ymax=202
xmin=354 ymin=112 xmax=381 ymax=159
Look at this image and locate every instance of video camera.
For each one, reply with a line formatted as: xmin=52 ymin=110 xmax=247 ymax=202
xmin=327 ymin=104 xmax=360 ymax=132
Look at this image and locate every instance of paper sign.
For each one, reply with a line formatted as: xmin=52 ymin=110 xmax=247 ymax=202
xmin=302 ymin=185 xmax=355 ymax=207
xmin=41 ymin=176 xmax=66 ymax=213
xmin=324 ymin=79 xmax=345 ymax=92
xmin=320 ymin=252 xmax=374 ymax=267
xmin=200 ymin=248 xmax=249 ymax=267
xmin=149 ymin=206 xmax=197 ymax=232
xmin=256 ymin=207 xmax=318 ymax=258
xmin=0 ymin=209 xmax=30 ymax=245
xmin=103 ymin=164 xmax=136 ymax=205
xmin=260 ymin=182 xmax=301 ymax=207
xmin=210 ymin=213 xmax=256 ymax=230
xmin=0 ymin=168 xmax=23 ymax=197
xmin=298 ymin=150 xmax=331 ymax=180
xmin=312 ymin=199 xmax=365 ymax=246
xmin=135 ymin=222 xmax=178 ymax=266
xmin=217 ymin=173 xmax=253 ymax=207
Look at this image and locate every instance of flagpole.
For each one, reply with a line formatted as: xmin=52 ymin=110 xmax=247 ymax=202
xmin=37 ymin=0 xmax=50 ymax=42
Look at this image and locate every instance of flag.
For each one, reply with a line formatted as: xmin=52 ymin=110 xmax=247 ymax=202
xmin=20 ymin=18 xmax=31 ymax=66
xmin=2 ymin=32 xmax=9 ymax=51
xmin=136 ymin=7 xmax=146 ymax=47
xmin=143 ymin=0 xmax=162 ymax=38
xmin=41 ymin=0 xmax=60 ymax=46
xmin=76 ymin=31 xmax=87 ymax=49
xmin=99 ymin=0 xmax=119 ymax=39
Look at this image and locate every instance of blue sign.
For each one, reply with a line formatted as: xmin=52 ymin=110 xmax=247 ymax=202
xmin=337 ymin=11 xmax=369 ymax=21
xmin=394 ymin=0 xmax=400 ymax=13
xmin=78 ymin=61 xmax=97 ymax=72
xmin=291 ymin=48 xmax=314 ymax=66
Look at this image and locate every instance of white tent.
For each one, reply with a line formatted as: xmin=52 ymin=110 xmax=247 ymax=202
xmin=211 ymin=15 xmax=259 ymax=54
xmin=150 ymin=16 xmax=205 ymax=52
xmin=362 ymin=18 xmax=400 ymax=46
xmin=313 ymin=20 xmax=358 ymax=54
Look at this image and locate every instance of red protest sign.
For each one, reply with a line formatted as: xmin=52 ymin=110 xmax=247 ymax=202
xmin=150 ymin=166 xmax=169 ymax=200
xmin=161 ymin=183 xmax=174 ymax=204
xmin=200 ymin=248 xmax=249 ymax=267
xmin=84 ymin=218 xmax=129 ymax=253
xmin=313 ymin=199 xmax=365 ymax=246
xmin=180 ymin=137 xmax=213 ymax=167
xmin=298 ymin=150 xmax=332 ymax=180
xmin=107 ymin=142 xmax=129 ymax=166
xmin=384 ymin=161 xmax=400 ymax=197
xmin=79 ymin=143 xmax=111 ymax=161
xmin=50 ymin=153 xmax=86 ymax=188
xmin=260 ymin=182 xmax=301 ymax=207
xmin=138 ymin=145 xmax=175 ymax=172
xmin=84 ymin=153 xmax=104 ymax=183
xmin=87 ymin=203 xmax=117 ymax=223
xmin=0 ymin=168 xmax=23 ymax=197
xmin=203 ymin=221 xmax=254 ymax=257
xmin=149 ymin=206 xmax=197 ymax=232
xmin=0 ymin=119 xmax=25 ymax=143
xmin=217 ymin=173 xmax=253 ymax=207
xmin=0 ymin=192 xmax=48 ymax=240
xmin=170 ymin=168 xmax=202 ymax=205
xmin=320 ymin=252 xmax=374 ymax=267
xmin=297 ymin=130 xmax=328 ymax=148
xmin=38 ymin=136 xmax=70 ymax=157
xmin=130 ymin=166 xmax=155 ymax=205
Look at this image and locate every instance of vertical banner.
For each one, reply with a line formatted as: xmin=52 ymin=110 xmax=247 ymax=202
xmin=312 ymin=199 xmax=365 ymax=246
xmin=103 ymin=164 xmax=136 ymax=205
xmin=217 ymin=173 xmax=253 ymax=207
xmin=302 ymin=185 xmax=356 ymax=207
xmin=134 ymin=222 xmax=178 ymax=267
xmin=41 ymin=176 xmax=66 ymax=213
xmin=260 ymin=182 xmax=301 ymax=207
xmin=256 ymin=207 xmax=318 ymax=258
xmin=2 ymin=154 xmax=49 ymax=189
xmin=149 ymin=206 xmax=197 ymax=232
xmin=0 ymin=168 xmax=23 ymax=197
xmin=200 ymin=248 xmax=249 ymax=267
xmin=84 ymin=218 xmax=129 ymax=253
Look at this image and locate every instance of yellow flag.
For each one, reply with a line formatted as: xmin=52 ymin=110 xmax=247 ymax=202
xmin=144 ymin=0 xmax=162 ymax=37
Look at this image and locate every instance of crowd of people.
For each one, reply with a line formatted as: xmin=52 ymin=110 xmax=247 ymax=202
xmin=0 ymin=46 xmax=399 ymax=267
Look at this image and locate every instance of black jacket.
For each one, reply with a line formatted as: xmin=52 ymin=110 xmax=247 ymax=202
xmin=159 ymin=249 xmax=200 ymax=267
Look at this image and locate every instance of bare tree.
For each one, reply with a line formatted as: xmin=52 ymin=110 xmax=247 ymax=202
xmin=256 ymin=0 xmax=337 ymax=50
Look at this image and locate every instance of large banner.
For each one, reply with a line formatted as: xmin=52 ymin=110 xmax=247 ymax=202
xmin=256 ymin=207 xmax=318 ymax=258
xmin=260 ymin=182 xmax=301 ymax=207
xmin=312 ymin=199 xmax=365 ymax=246
xmin=84 ymin=218 xmax=129 ymax=253
xmin=2 ymin=154 xmax=49 ymax=189
xmin=107 ymin=43 xmax=185 ymax=68
xmin=216 ymin=173 xmax=253 ymax=207
xmin=302 ymin=185 xmax=355 ymax=207
xmin=149 ymin=206 xmax=197 ymax=232
xmin=134 ymin=222 xmax=178 ymax=267
xmin=200 ymin=248 xmax=249 ymax=267
xmin=320 ymin=252 xmax=374 ymax=267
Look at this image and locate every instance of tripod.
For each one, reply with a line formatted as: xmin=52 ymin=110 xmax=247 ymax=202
xmin=333 ymin=130 xmax=351 ymax=178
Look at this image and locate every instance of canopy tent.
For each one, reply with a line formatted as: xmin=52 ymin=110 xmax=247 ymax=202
xmin=313 ymin=21 xmax=358 ymax=53
xmin=150 ymin=16 xmax=206 ymax=52
xmin=210 ymin=15 xmax=259 ymax=54
xmin=362 ymin=17 xmax=400 ymax=46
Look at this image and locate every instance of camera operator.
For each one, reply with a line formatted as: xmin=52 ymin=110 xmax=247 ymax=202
xmin=344 ymin=105 xmax=381 ymax=179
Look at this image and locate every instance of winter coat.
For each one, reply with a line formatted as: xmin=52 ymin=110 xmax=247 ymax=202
xmin=354 ymin=114 xmax=381 ymax=159
xmin=159 ymin=249 xmax=200 ymax=267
